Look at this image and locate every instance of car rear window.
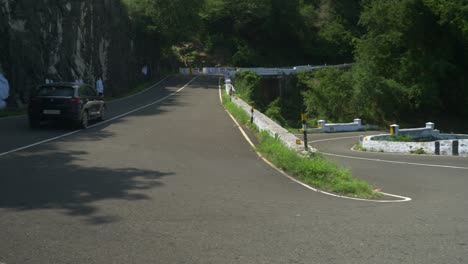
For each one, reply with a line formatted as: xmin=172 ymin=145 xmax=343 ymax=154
xmin=37 ymin=86 xmax=75 ymax=97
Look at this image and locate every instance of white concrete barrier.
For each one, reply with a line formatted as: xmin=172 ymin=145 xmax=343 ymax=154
xmin=181 ymin=64 xmax=352 ymax=76
xmin=228 ymin=93 xmax=314 ymax=154
xmin=360 ymin=123 xmax=468 ymax=156
xmin=179 ymin=68 xmax=201 ymax=75
xmin=361 ymin=136 xmax=435 ymax=154
xmin=311 ymin=119 xmax=377 ymax=133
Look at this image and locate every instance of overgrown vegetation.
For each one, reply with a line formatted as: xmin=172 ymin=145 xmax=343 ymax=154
xmin=123 ymin=0 xmax=467 ymax=127
xmin=387 ymin=135 xmax=414 ymax=142
xmin=233 ymin=71 xmax=306 ymax=129
xmin=410 ymin=148 xmax=426 ymax=155
xmin=300 ymin=0 xmax=468 ymax=125
xmin=354 ymin=143 xmax=367 ymax=152
xmin=232 ymin=71 xmax=261 ymax=106
xmin=222 ymin=91 xmax=378 ymax=199
xmin=123 ymin=0 xmax=362 ymax=67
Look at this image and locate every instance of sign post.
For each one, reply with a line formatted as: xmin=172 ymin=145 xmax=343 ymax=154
xmin=250 ymin=106 xmax=254 ymax=124
xmin=302 ymin=112 xmax=308 ymax=151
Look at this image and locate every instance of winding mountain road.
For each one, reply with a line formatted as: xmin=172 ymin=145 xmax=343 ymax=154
xmin=0 ymin=75 xmax=466 ymax=264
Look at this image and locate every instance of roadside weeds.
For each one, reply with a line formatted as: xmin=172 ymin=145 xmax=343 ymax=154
xmin=222 ymin=93 xmax=381 ymax=199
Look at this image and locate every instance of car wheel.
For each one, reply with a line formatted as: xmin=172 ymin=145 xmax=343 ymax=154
xmin=29 ymin=118 xmax=40 ymax=129
xmin=97 ymin=106 xmax=105 ymax=121
xmin=80 ymin=111 xmax=89 ymax=129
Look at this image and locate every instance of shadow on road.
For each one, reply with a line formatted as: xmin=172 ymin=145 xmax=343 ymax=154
xmin=0 ymin=143 xmax=173 ymax=224
xmin=0 ymin=75 xmax=214 ymax=224
xmin=0 ymin=79 xmax=186 ymax=224
xmin=0 ymin=76 xmax=189 ymax=153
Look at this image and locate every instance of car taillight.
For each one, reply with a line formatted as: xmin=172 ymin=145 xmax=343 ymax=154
xmin=69 ymin=98 xmax=81 ymax=104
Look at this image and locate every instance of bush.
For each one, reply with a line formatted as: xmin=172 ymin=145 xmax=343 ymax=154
xmin=410 ymin=148 xmax=426 ymax=155
xmin=302 ymin=68 xmax=355 ymax=122
xmin=233 ymin=71 xmax=261 ymax=105
xmin=265 ymin=98 xmax=287 ymax=126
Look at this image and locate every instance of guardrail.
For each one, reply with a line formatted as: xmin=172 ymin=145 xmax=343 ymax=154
xmin=180 ymin=63 xmax=353 ymax=77
xmin=305 ymin=119 xmax=377 ymax=133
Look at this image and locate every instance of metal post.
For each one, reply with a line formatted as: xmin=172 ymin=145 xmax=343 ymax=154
xmin=250 ymin=106 xmax=254 ymax=124
xmin=453 ymin=140 xmax=459 ymax=156
xmin=302 ymin=113 xmax=308 ymax=151
xmin=218 ymin=76 xmax=224 ymax=92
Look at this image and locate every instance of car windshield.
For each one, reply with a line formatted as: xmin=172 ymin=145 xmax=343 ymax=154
xmin=36 ymin=86 xmax=75 ymax=97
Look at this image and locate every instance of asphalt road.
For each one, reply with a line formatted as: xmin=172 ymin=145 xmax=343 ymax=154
xmin=0 ymin=75 xmax=467 ymax=264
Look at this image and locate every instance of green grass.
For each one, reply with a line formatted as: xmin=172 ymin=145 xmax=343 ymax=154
xmin=222 ymin=94 xmax=253 ymax=127
xmin=222 ymin=93 xmax=379 ymax=199
xmin=286 ymin=126 xmax=302 ymax=134
xmin=354 ymin=143 xmax=367 ymax=152
xmin=410 ymin=148 xmax=426 ymax=155
xmin=0 ymin=108 xmax=26 ymax=118
xmin=387 ymin=135 xmax=413 ymax=142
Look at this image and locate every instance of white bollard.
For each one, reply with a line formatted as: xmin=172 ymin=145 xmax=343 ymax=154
xmin=354 ymin=118 xmax=362 ymax=127
xmin=390 ymin=124 xmax=400 ymax=135
xmin=426 ymin=122 xmax=435 ymax=130
xmin=318 ymin=120 xmax=326 ymax=129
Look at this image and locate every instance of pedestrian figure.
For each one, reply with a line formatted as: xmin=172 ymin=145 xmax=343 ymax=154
xmin=96 ymin=78 xmax=104 ymax=97
xmin=0 ymin=65 xmax=9 ymax=110
xmin=142 ymin=65 xmax=148 ymax=77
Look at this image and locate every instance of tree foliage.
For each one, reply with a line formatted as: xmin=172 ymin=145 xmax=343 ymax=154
xmin=354 ymin=0 xmax=468 ymax=120
xmin=123 ymin=0 xmax=468 ymax=123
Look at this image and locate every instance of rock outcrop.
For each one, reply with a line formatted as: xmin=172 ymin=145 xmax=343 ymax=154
xmin=0 ymin=0 xmax=159 ymax=106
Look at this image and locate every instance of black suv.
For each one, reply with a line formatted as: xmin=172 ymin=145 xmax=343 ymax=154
xmin=28 ymin=82 xmax=106 ymax=129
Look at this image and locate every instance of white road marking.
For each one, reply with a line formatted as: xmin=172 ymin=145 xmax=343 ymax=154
xmin=219 ymin=85 xmax=411 ymax=203
xmin=0 ymin=76 xmax=198 ymax=157
xmin=310 ymin=136 xmax=468 ymax=170
xmin=218 ymin=79 xmax=223 ymax=103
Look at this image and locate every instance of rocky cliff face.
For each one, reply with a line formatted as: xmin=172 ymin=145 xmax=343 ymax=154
xmin=0 ymin=0 xmax=156 ymax=106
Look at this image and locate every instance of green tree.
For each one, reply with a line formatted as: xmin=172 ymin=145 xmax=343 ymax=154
xmin=354 ymin=0 xmax=468 ymax=121
xmin=123 ymin=0 xmax=204 ymax=44
xmin=302 ymin=68 xmax=354 ymax=122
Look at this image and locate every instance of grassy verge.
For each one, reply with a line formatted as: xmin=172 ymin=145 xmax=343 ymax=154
xmin=222 ymin=94 xmax=257 ymax=131
xmin=222 ymin=93 xmax=379 ymax=199
xmin=0 ymin=108 xmax=26 ymax=118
